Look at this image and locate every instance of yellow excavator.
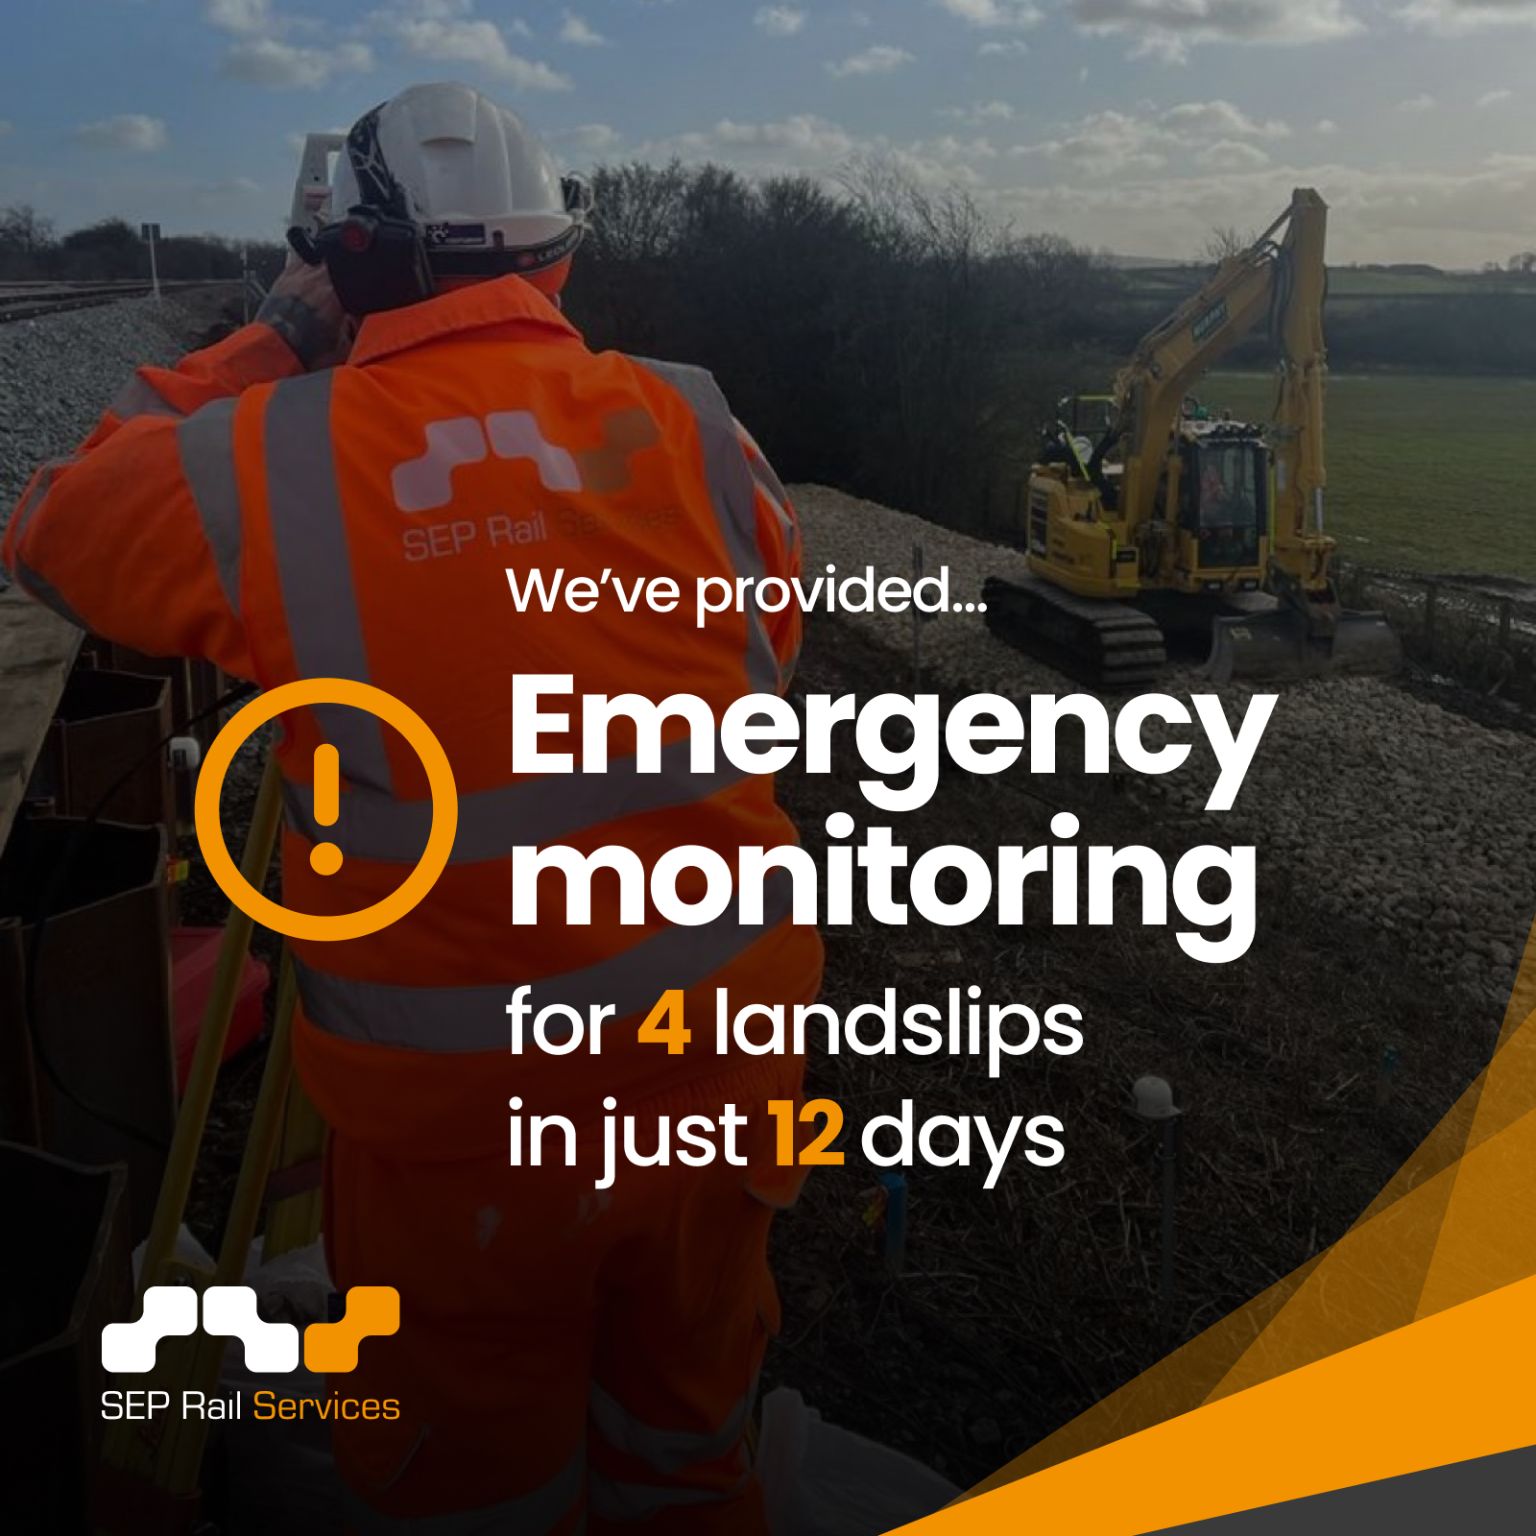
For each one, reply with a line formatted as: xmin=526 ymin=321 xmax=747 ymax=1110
xmin=983 ymin=187 xmax=1401 ymax=688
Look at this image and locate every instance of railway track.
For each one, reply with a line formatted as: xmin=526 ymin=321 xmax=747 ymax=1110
xmin=0 ymin=278 xmax=241 ymax=324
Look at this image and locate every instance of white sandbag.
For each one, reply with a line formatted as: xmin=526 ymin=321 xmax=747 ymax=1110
xmin=241 ymin=1236 xmax=332 ymax=1326
xmin=130 ymin=1223 xmax=213 ymax=1287
xmin=758 ymin=1388 xmax=961 ymax=1536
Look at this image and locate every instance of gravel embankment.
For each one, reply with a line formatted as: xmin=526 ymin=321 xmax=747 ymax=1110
xmin=0 ymin=297 xmax=213 ymax=521
xmin=790 ymin=483 xmax=1536 ymax=1010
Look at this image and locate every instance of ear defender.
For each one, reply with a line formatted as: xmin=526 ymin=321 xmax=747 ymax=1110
xmin=316 ymin=206 xmax=437 ymax=315
xmin=311 ymin=103 xmax=438 ymax=316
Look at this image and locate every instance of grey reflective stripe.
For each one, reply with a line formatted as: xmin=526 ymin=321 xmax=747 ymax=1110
xmin=256 ymin=291 xmax=329 ymax=370
xmin=177 ymin=398 xmax=242 ymax=613
xmin=742 ymin=439 xmax=796 ymax=543
xmin=589 ymin=1471 xmax=745 ymax=1523
xmin=752 ymin=472 xmax=795 ymax=544
xmin=590 ymin=1380 xmax=754 ymax=1477
xmin=630 ymin=358 xmax=779 ymax=696
xmin=342 ymin=1449 xmax=582 ymax=1535
xmin=13 ymin=557 xmax=87 ymax=629
xmin=284 ymin=737 xmax=745 ymax=865
xmin=265 ymin=370 xmax=392 ymax=793
xmin=778 ymin=639 xmax=801 ymax=692
xmin=110 ymin=373 xmax=183 ymax=419
xmin=9 ymin=457 xmax=76 ymax=552
xmin=293 ymin=870 xmax=794 ymax=1052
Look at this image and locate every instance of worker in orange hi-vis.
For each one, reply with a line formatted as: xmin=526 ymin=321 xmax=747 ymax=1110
xmin=4 ymin=82 xmax=823 ymax=1534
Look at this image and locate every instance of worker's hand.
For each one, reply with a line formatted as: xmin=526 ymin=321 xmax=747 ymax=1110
xmin=256 ymin=253 xmax=351 ymax=370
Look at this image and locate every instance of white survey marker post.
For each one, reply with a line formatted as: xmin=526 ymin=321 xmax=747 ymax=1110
xmin=140 ymin=221 xmax=161 ymax=301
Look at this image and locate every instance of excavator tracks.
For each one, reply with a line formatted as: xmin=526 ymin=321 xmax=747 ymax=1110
xmin=981 ymin=573 xmax=1167 ymax=691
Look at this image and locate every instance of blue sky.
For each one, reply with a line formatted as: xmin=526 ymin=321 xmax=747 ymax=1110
xmin=0 ymin=0 xmax=1532 ymax=264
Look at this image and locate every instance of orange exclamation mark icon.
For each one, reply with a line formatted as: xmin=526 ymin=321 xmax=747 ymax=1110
xmin=310 ymin=743 xmax=343 ymax=876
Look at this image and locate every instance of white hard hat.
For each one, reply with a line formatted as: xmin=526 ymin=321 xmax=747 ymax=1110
xmin=330 ymin=81 xmax=590 ymax=274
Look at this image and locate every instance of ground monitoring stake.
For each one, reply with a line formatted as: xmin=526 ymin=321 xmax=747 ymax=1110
xmin=509 ymin=675 xmax=1275 ymax=964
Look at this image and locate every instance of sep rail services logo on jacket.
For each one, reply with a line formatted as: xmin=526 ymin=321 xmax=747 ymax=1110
xmin=101 ymin=1285 xmax=402 ymax=1424
xmin=391 ymin=407 xmax=660 ymax=511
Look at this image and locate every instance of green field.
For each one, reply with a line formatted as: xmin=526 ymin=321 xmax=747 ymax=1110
xmin=1127 ymin=266 xmax=1536 ymax=299
xmin=1207 ymin=371 xmax=1536 ymax=580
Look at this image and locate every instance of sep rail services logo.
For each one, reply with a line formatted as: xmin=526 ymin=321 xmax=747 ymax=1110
xmin=101 ymin=1285 xmax=401 ymax=1424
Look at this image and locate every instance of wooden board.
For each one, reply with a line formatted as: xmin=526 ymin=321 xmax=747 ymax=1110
xmin=0 ymin=587 xmax=82 ymax=850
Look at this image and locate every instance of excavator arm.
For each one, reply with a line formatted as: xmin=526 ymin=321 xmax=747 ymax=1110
xmin=1111 ymin=188 xmax=1330 ymax=587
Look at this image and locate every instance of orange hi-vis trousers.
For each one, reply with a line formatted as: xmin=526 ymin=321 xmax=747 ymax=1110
xmin=324 ymin=1053 xmax=805 ymax=1535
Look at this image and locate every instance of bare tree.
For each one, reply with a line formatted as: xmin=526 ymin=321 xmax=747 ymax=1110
xmin=1202 ymin=224 xmax=1253 ymax=264
xmin=0 ymin=204 xmax=57 ymax=259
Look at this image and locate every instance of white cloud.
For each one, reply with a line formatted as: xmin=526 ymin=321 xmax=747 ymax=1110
xmin=991 ymin=153 xmax=1536 ymax=266
xmin=1013 ymin=101 xmax=1288 ymax=177
xmin=1069 ymin=0 xmax=1361 ymax=62
xmin=754 ymin=5 xmax=806 ymax=35
xmin=935 ymin=0 xmax=1042 ymax=26
xmin=710 ymin=115 xmax=859 ymax=157
xmin=559 ymin=11 xmax=606 ymax=45
xmin=74 ymin=114 xmax=169 ymax=151
xmin=222 ymin=36 xmax=372 ymax=88
xmin=549 ymin=122 xmax=622 ymax=152
xmin=1392 ymin=0 xmax=1536 ymax=33
xmin=1198 ymin=139 xmax=1271 ymax=169
xmin=827 ymin=43 xmax=914 ymax=76
xmin=1477 ymin=88 xmax=1513 ymax=107
xmin=1397 ymin=92 xmax=1436 ymax=112
xmin=203 ymin=0 xmax=275 ymax=33
xmin=941 ymin=99 xmax=1015 ymax=124
xmin=1161 ymin=100 xmax=1290 ymax=140
xmin=978 ymin=38 xmax=1030 ymax=54
xmin=1014 ymin=110 xmax=1169 ymax=175
xmin=389 ymin=13 xmax=572 ymax=88
xmin=644 ymin=114 xmax=995 ymax=190
xmin=918 ymin=134 xmax=1001 ymax=161
xmin=1316 ymin=118 xmax=1338 ymax=134
xmin=591 ymin=100 xmax=1536 ymax=266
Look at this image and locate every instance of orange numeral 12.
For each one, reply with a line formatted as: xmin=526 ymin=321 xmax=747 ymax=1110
xmin=767 ymin=1098 xmax=846 ymax=1167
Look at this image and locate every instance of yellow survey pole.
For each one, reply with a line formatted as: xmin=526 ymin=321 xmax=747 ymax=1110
xmin=135 ymin=752 xmax=284 ymax=1299
xmin=102 ymin=752 xmax=283 ymax=1498
xmin=160 ymin=954 xmax=300 ymax=1493
xmin=263 ymin=1076 xmax=327 ymax=1260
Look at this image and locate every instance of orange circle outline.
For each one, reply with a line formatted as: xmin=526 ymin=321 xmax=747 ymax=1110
xmin=194 ymin=679 xmax=458 ymax=942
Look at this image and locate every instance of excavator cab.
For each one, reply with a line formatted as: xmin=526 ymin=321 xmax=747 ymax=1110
xmin=1178 ymin=431 xmax=1266 ymax=572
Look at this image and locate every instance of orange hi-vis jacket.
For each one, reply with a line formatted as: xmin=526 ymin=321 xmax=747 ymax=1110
xmin=4 ymin=278 xmax=823 ymax=1154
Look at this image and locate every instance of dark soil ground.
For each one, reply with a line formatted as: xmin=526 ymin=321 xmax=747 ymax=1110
xmin=757 ymin=615 xmax=1496 ymax=1485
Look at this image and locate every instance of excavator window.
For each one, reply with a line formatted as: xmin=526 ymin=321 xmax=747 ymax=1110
xmin=1182 ymin=440 xmax=1265 ymax=570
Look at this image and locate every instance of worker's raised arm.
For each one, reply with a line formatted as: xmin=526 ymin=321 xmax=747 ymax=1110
xmin=0 ymin=264 xmax=345 ymax=676
xmin=2 ymin=400 xmax=257 ymax=676
xmin=76 ymin=259 xmax=343 ymax=451
xmin=736 ymin=421 xmax=804 ymax=692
